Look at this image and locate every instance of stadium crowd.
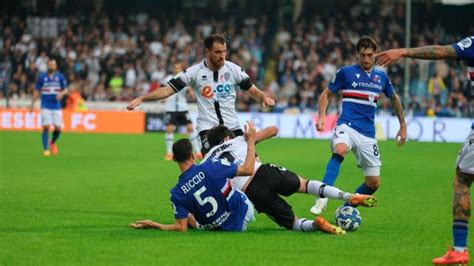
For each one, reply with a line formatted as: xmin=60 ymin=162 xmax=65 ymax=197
xmin=1 ymin=1 xmax=472 ymax=117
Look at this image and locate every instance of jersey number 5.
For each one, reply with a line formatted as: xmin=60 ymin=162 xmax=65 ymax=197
xmin=193 ymin=186 xmax=218 ymax=218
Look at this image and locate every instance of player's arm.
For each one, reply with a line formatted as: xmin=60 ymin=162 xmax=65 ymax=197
xmin=390 ymin=93 xmax=407 ymax=146
xmin=255 ymin=125 xmax=278 ymax=143
xmin=130 ymin=218 xmax=188 ymax=232
xmin=236 ymin=122 xmax=257 ymax=176
xmin=376 ymin=45 xmax=458 ymax=66
xmin=56 ymin=75 xmax=69 ymax=101
xmin=247 ymin=85 xmax=275 ymax=108
xmin=316 ymin=88 xmax=332 ymax=131
xmin=56 ymin=89 xmax=69 ymax=101
xmin=127 ymin=86 xmax=176 ymax=110
xmin=31 ymin=76 xmax=43 ymax=111
xmin=30 ymin=90 xmax=40 ymax=111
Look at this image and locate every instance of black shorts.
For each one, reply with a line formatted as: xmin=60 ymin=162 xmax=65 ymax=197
xmin=199 ymin=128 xmax=244 ymax=155
xmin=164 ymin=111 xmax=191 ymax=127
xmin=245 ymin=163 xmax=301 ymax=230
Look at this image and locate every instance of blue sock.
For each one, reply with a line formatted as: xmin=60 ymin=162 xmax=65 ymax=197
xmin=345 ymin=183 xmax=377 ymax=207
xmin=52 ymin=130 xmax=61 ymax=144
xmin=453 ymin=219 xmax=469 ymax=249
xmin=322 ymin=153 xmax=344 ymax=186
xmin=42 ymin=130 xmax=49 ymax=150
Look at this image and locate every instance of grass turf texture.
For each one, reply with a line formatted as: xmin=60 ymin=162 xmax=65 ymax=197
xmin=0 ymin=131 xmax=469 ymax=265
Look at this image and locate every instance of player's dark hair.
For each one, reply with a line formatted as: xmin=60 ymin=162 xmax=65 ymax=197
xmin=204 ymin=34 xmax=226 ymax=50
xmin=206 ymin=125 xmax=235 ymax=148
xmin=356 ymin=36 xmax=378 ymax=53
xmin=172 ymin=139 xmax=193 ymax=163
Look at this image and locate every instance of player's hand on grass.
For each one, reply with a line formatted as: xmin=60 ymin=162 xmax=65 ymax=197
xmin=244 ymin=121 xmax=257 ymax=143
xmin=316 ymin=117 xmax=325 ymax=131
xmin=127 ymin=96 xmax=143 ymax=111
xmin=396 ymin=126 xmax=407 ymax=147
xmin=130 ymin=220 xmax=156 ymax=229
xmin=375 ymin=49 xmax=405 ymax=67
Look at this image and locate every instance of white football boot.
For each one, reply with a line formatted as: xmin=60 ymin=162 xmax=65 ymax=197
xmin=310 ymin=198 xmax=329 ymax=215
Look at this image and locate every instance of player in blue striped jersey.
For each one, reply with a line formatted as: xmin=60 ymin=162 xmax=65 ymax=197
xmin=30 ymin=59 xmax=68 ymax=156
xmin=130 ymin=122 xmax=257 ymax=232
xmin=311 ymin=36 xmax=407 ymax=215
xmin=377 ymin=36 xmax=474 ymax=266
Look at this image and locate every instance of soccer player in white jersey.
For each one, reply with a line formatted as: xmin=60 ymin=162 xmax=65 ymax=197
xmin=203 ymin=125 xmax=377 ymax=234
xmin=162 ymin=62 xmax=202 ymax=160
xmin=127 ymin=34 xmax=275 ymax=154
xmin=30 ymin=59 xmax=68 ymax=156
xmin=377 ymin=36 xmax=474 ymax=266
xmin=311 ymin=36 xmax=407 ymax=215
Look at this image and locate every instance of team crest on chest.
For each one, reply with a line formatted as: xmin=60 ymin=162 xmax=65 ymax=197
xmin=372 ymin=75 xmax=381 ymax=83
xmin=222 ymin=72 xmax=230 ymax=82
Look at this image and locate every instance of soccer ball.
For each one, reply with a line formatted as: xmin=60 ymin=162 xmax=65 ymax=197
xmin=335 ymin=205 xmax=362 ymax=232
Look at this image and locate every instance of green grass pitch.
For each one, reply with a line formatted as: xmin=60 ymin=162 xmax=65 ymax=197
xmin=0 ymin=131 xmax=469 ymax=265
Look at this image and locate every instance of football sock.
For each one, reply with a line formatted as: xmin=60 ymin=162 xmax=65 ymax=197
xmin=165 ymin=133 xmax=174 ymax=154
xmin=453 ymin=219 xmax=468 ymax=250
xmin=292 ymin=218 xmax=316 ymax=232
xmin=306 ymin=180 xmax=351 ymax=200
xmin=189 ymin=131 xmax=201 ymax=153
xmin=42 ymin=130 xmax=49 ymax=150
xmin=51 ymin=130 xmax=61 ymax=144
xmin=322 ymin=153 xmax=344 ymax=185
xmin=345 ymin=183 xmax=377 ymax=207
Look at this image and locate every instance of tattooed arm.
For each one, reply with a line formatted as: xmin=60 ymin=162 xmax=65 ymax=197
xmin=405 ymin=45 xmax=458 ymax=60
xmin=390 ymin=93 xmax=407 ymax=146
xmin=376 ymin=45 xmax=458 ymax=66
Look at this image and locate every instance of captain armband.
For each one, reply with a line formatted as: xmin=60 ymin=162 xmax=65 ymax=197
xmin=239 ymin=78 xmax=253 ymax=91
xmin=168 ymin=78 xmax=187 ymax=92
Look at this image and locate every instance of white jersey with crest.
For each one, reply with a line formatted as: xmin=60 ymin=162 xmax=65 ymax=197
xmin=163 ymin=74 xmax=188 ymax=112
xmin=202 ymin=136 xmax=262 ymax=190
xmin=167 ymin=60 xmax=252 ymax=132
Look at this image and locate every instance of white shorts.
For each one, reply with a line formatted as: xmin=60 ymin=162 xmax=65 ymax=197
xmin=456 ymin=130 xmax=474 ymax=175
xmin=241 ymin=196 xmax=256 ymax=231
xmin=40 ymin=109 xmax=63 ymax=127
xmin=331 ymin=124 xmax=381 ymax=176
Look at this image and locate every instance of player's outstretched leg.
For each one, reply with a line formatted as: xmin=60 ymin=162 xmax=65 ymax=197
xmin=345 ymin=175 xmax=380 ymax=207
xmin=301 ymin=178 xmax=376 ymax=208
xmin=347 ymin=193 xmax=377 ymax=207
xmin=313 ymin=216 xmax=346 ymax=235
xmin=292 ymin=217 xmax=346 ymax=235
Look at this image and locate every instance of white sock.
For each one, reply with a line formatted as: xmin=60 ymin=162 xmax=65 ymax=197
xmin=454 ymin=246 xmax=467 ymax=252
xmin=292 ymin=218 xmax=316 ymax=232
xmin=307 ymin=180 xmax=351 ymax=201
xmin=165 ymin=133 xmax=173 ymax=154
xmin=189 ymin=131 xmax=201 ymax=154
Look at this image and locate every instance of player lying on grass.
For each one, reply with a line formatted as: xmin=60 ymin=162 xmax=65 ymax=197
xmin=130 ymin=122 xmax=257 ymax=232
xmin=203 ymin=125 xmax=377 ymax=234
